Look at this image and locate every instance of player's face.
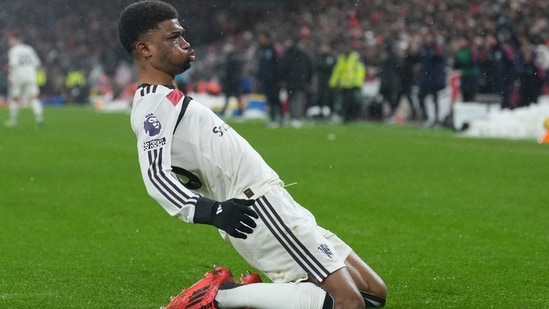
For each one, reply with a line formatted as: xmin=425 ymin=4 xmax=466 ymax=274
xmin=148 ymin=19 xmax=195 ymax=76
xmin=7 ymin=36 xmax=18 ymax=47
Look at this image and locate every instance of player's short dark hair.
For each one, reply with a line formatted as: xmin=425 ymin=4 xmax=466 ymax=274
xmin=118 ymin=0 xmax=179 ymax=54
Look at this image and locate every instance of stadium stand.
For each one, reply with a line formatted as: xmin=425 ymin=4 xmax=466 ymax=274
xmin=0 ymin=0 xmax=547 ymax=107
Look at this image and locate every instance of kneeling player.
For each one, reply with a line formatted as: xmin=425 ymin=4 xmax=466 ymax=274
xmin=118 ymin=2 xmax=387 ymax=308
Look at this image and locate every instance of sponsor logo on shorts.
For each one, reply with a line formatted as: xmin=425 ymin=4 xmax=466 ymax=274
xmin=318 ymin=243 xmax=334 ymax=259
xmin=143 ymin=137 xmax=166 ymax=151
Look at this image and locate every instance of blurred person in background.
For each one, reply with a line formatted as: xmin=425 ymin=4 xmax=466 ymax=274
xmin=478 ymin=32 xmax=518 ymax=109
xmin=256 ymin=30 xmax=283 ymax=127
xmin=64 ymin=67 xmax=88 ymax=104
xmin=517 ymin=46 xmax=545 ymax=107
xmin=36 ymin=67 xmax=48 ymax=96
xmin=532 ymin=34 xmax=549 ymax=94
xmin=329 ymin=46 xmax=366 ymax=123
xmin=5 ymin=31 xmax=44 ymax=127
xmin=220 ymin=41 xmax=244 ymax=117
xmin=397 ymin=42 xmax=420 ymax=121
xmin=279 ymin=33 xmax=313 ymax=128
xmin=453 ymin=34 xmax=480 ymax=102
xmin=416 ymin=30 xmax=447 ymax=127
xmin=314 ymin=43 xmax=336 ymax=120
xmin=377 ymin=39 xmax=401 ymax=121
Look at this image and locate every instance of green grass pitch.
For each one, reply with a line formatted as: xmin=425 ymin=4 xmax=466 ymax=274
xmin=1 ymin=106 xmax=548 ymax=308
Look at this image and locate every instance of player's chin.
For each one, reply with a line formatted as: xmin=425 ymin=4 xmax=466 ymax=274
xmin=172 ymin=63 xmax=191 ymax=76
xmin=180 ymin=61 xmax=191 ymax=72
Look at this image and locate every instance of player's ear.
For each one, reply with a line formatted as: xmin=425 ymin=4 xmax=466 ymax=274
xmin=135 ymin=41 xmax=152 ymax=59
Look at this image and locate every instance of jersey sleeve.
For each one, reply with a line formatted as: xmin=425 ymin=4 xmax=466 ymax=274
xmin=8 ymin=49 xmax=16 ymax=68
xmin=30 ymin=47 xmax=41 ymax=68
xmin=132 ymin=88 xmax=201 ymax=223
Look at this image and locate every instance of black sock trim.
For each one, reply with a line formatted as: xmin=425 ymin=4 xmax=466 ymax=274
xmin=322 ymin=293 xmax=334 ymax=309
xmin=218 ymin=282 xmax=243 ymax=290
xmin=360 ymin=291 xmax=386 ymax=307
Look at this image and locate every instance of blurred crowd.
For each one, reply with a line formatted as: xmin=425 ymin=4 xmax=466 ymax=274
xmin=197 ymin=0 xmax=549 ymax=126
xmin=0 ymin=0 xmax=252 ymax=103
xmin=1 ymin=0 xmax=548 ymax=124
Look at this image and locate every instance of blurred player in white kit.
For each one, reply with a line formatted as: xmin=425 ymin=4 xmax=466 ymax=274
xmin=5 ymin=31 xmax=44 ymax=127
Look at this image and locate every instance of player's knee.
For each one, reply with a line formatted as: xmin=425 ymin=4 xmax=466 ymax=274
xmin=371 ymin=279 xmax=388 ymax=300
xmin=361 ymin=290 xmax=386 ymax=308
xmin=332 ymin=292 xmax=365 ymax=309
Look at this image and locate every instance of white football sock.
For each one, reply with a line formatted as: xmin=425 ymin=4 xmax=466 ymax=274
xmin=216 ymin=282 xmax=328 ymax=309
xmin=30 ymin=98 xmax=44 ymax=123
xmin=8 ymin=99 xmax=19 ymax=123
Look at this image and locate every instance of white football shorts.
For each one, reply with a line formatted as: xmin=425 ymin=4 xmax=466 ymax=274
xmin=10 ymin=79 xmax=39 ymax=100
xmin=226 ymin=185 xmax=351 ymax=283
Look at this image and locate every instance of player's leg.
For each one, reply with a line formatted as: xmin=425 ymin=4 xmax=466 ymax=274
xmin=317 ymin=266 xmax=366 ymax=309
xmin=417 ymin=86 xmax=428 ymax=122
xmin=219 ymin=255 xmax=368 ymax=309
xmin=318 ymin=227 xmax=387 ymax=307
xmin=341 ymin=89 xmax=352 ymax=122
xmin=215 ymin=260 xmax=366 ymax=309
xmin=216 ymin=281 xmax=333 ymax=309
xmin=30 ymin=96 xmax=44 ymax=125
xmin=431 ymin=89 xmax=440 ymax=124
xmin=265 ymin=85 xmax=282 ymax=126
xmin=28 ymin=83 xmax=44 ymax=125
xmin=5 ymin=82 xmax=21 ymax=127
xmin=164 ymin=266 xmax=333 ymax=309
xmin=229 ymin=187 xmax=374 ymax=309
xmin=220 ymin=93 xmax=231 ymax=117
xmin=344 ymin=251 xmax=387 ymax=307
xmin=5 ymin=98 xmax=20 ymax=127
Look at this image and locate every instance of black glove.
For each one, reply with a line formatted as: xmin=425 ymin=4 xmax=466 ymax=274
xmin=193 ymin=197 xmax=259 ymax=239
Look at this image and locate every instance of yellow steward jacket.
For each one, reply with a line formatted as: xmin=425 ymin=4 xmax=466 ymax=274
xmin=65 ymin=70 xmax=87 ymax=89
xmin=329 ymin=51 xmax=366 ymax=89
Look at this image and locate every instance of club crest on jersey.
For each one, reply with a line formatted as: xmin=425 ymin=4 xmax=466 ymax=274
xmin=144 ymin=113 xmax=162 ymax=137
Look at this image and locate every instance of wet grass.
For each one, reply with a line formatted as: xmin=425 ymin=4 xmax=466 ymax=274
xmin=1 ymin=106 xmax=548 ymax=308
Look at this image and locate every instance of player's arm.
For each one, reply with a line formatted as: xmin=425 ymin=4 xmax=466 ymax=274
xmin=134 ymin=90 xmax=257 ymax=238
xmin=7 ymin=50 xmax=17 ymax=79
xmin=30 ymin=47 xmax=41 ymax=68
xmin=8 ymin=49 xmax=17 ymax=68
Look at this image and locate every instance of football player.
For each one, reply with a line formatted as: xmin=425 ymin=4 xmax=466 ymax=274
xmin=5 ymin=31 xmax=44 ymax=127
xmin=118 ymin=1 xmax=386 ymax=308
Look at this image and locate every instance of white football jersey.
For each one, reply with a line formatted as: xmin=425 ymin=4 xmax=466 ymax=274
xmin=8 ymin=43 xmax=41 ymax=82
xmin=130 ymin=84 xmax=282 ymax=223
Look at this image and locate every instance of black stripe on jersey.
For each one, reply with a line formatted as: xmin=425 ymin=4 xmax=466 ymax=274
xmin=154 ymin=147 xmax=197 ymax=202
xmin=147 ymin=147 xmax=197 ymax=209
xmin=147 ymin=148 xmax=188 ymax=207
xmin=138 ymin=84 xmax=160 ymax=96
xmin=139 ymin=85 xmax=148 ymax=96
xmin=173 ymin=95 xmax=193 ymax=134
xmin=255 ymin=196 xmax=331 ymax=282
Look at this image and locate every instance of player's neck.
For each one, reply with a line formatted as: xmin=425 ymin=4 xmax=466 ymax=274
xmin=136 ymin=67 xmax=174 ymax=86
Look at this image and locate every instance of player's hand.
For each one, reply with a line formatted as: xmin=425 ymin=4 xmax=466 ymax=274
xmin=211 ymin=199 xmax=258 ymax=239
xmin=194 ymin=197 xmax=258 ymax=239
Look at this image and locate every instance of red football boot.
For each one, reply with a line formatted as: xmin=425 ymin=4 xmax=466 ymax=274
xmin=236 ymin=271 xmax=262 ymax=309
xmin=236 ymin=271 xmax=262 ymax=284
xmin=164 ymin=265 xmax=234 ymax=309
